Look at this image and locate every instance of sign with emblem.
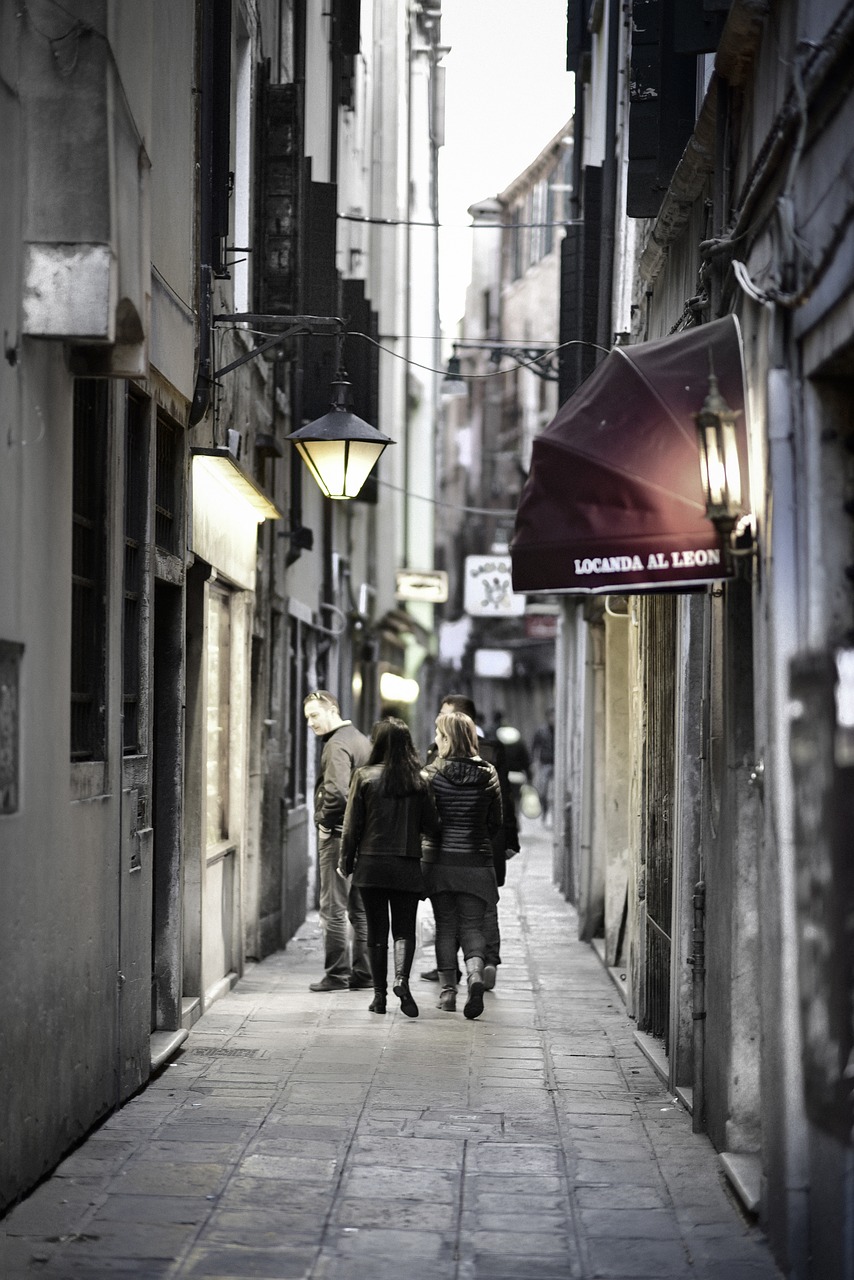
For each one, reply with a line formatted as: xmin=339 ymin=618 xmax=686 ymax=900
xmin=464 ymin=555 xmax=526 ymax=617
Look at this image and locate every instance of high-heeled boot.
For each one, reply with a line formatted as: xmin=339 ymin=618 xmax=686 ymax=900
xmin=463 ymin=957 xmax=485 ymax=1020
xmin=437 ymin=970 xmax=457 ymax=1012
xmin=392 ymin=938 xmax=419 ymax=1017
xmin=367 ymin=944 xmax=387 ymax=1014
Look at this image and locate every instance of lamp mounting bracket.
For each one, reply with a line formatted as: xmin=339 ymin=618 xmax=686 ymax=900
xmin=210 ymin=314 xmax=346 ymax=379
xmin=451 ymin=339 xmax=559 ymax=382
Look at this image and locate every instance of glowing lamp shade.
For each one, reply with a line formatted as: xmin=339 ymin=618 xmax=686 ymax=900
xmin=379 ymin=672 xmax=420 ymax=704
xmin=286 ymin=378 xmax=393 ymax=500
xmin=694 ymin=371 xmax=743 ymax=538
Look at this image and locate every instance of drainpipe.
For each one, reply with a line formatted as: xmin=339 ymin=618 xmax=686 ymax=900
xmin=189 ymin=0 xmax=216 ymax=427
xmin=690 ymin=880 xmax=706 ymax=1133
xmin=766 ymin=360 xmax=810 ymax=1274
xmin=596 ymin=0 xmax=620 ymax=352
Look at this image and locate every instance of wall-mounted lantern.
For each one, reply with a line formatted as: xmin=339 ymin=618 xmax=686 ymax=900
xmin=440 ymin=351 xmax=468 ymax=400
xmin=694 ymin=368 xmax=745 ymax=545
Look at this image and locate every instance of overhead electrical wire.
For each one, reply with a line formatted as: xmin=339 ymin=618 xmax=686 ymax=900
xmin=338 ymin=212 xmax=583 ymax=230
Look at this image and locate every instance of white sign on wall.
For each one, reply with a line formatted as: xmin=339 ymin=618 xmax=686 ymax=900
xmin=395 ymin=569 xmax=449 ymax=603
xmin=474 ymin=648 xmax=513 ymax=679
xmin=463 ymin=554 xmax=526 ymax=617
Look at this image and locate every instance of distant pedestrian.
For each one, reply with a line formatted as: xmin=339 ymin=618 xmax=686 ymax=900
xmin=422 ymin=693 xmax=518 ymax=991
xmin=304 ymin=691 xmax=372 ymax=992
xmin=339 ymin=718 xmax=440 ymax=1016
xmin=422 ymin=710 xmax=503 ymax=1020
xmin=495 ymin=720 xmax=532 ymax=815
xmin=531 ymin=707 xmax=556 ymax=823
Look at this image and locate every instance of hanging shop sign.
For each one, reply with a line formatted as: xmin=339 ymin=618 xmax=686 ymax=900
xmin=464 ymin=554 xmax=526 ymax=617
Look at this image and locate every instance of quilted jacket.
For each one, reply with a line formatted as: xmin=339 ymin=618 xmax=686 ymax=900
xmin=421 ymin=755 xmax=503 ymax=867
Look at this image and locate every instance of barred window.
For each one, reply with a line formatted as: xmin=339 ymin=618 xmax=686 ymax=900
xmin=530 ymin=179 xmax=548 ymax=265
xmin=287 ymin=615 xmax=310 ymax=808
xmin=155 ymin=410 xmax=183 ymax=555
xmin=124 ymin=391 xmax=149 ymax=754
xmin=71 ymin=379 xmax=109 ymax=761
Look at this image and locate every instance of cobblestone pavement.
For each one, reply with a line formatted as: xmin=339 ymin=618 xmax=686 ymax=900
xmin=1 ymin=825 xmax=782 ymax=1279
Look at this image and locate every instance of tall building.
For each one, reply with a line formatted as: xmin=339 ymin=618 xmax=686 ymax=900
xmin=511 ymin=3 xmax=854 ymax=1274
xmin=0 ymin=0 xmax=444 ymax=1212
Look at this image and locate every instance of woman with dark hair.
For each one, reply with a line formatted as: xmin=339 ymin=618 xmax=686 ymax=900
xmin=339 ymin=718 xmax=440 ymax=1016
xmin=422 ymin=710 xmax=503 ymax=1020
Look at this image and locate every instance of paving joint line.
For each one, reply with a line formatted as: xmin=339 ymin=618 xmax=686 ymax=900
xmin=516 ymin=860 xmax=590 ymax=1280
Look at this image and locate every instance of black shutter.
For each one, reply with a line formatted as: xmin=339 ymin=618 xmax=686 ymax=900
xmin=674 ymin=0 xmax=730 ymax=53
xmin=559 ymin=227 xmax=582 ymax=404
xmin=300 ymin=174 xmax=340 ymax=420
xmin=210 ymin=0 xmax=232 ymax=273
xmin=332 ymin=0 xmax=360 ymax=107
xmin=255 ymin=74 xmax=302 ymax=315
xmin=342 ymin=279 xmax=380 ymax=504
xmin=627 ymin=0 xmax=697 ymax=219
xmin=580 ymin=166 xmax=602 ymax=385
xmin=566 ymin=0 xmax=592 ymax=74
xmin=558 ymin=166 xmax=602 ymax=403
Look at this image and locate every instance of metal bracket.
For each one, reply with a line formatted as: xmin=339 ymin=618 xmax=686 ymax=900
xmin=210 ymin=314 xmax=345 ymax=379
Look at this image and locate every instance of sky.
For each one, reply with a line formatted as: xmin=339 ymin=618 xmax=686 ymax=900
xmin=438 ymin=0 xmax=574 ymax=330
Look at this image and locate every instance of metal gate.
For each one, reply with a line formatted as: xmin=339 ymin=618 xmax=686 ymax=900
xmin=640 ymin=595 xmax=676 ymax=1051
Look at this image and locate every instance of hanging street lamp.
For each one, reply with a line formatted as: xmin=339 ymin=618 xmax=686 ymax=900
xmin=286 ymin=371 xmax=394 ymax=500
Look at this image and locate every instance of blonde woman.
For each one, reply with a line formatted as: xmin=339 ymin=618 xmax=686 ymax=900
xmin=421 ymin=711 xmax=503 ymax=1019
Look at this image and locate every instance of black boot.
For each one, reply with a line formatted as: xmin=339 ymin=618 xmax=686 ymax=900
xmin=367 ymin=944 xmax=387 ymax=1014
xmin=437 ymin=970 xmax=457 ymax=1012
xmin=392 ymin=938 xmax=419 ymax=1018
xmin=463 ymin=957 xmax=485 ymax=1020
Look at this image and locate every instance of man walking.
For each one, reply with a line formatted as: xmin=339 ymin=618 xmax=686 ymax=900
xmin=304 ymin=690 xmax=372 ymax=992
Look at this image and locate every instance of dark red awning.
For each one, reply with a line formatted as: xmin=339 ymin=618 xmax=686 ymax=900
xmin=511 ymin=317 xmax=749 ymax=595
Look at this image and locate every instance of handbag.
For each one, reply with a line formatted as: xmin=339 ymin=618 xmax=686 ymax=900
xmin=519 ymin=783 xmax=542 ymax=820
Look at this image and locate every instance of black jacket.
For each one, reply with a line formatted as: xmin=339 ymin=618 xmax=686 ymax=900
xmin=425 ymin=733 xmax=518 ymax=880
xmin=339 ymin=765 xmax=440 ymax=875
xmin=422 ymin=755 xmax=503 ymax=868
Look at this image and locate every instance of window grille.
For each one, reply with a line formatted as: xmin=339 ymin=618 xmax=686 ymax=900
xmin=71 ymin=379 xmax=109 ymax=761
xmin=0 ymin=641 xmax=23 ymax=813
xmin=545 ymin=169 xmax=556 ymax=257
xmin=123 ymin=391 xmax=148 ymax=754
xmin=287 ymin=616 xmax=309 ymax=807
xmin=511 ymin=204 xmax=524 ymax=280
xmin=530 ymin=179 xmax=547 ymax=265
xmin=155 ymin=411 xmax=182 ymax=555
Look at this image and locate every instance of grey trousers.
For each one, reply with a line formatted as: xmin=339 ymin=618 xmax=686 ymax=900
xmin=317 ymin=831 xmax=370 ymax=982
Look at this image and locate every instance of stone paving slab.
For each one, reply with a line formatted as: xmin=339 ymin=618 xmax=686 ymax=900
xmin=0 ymin=826 xmax=782 ymax=1280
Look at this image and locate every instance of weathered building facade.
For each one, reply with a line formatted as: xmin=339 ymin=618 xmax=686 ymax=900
xmin=0 ymin=0 xmax=443 ymax=1213
xmin=513 ymin=1 xmax=854 ymax=1275
xmin=431 ymin=127 xmax=572 ymax=735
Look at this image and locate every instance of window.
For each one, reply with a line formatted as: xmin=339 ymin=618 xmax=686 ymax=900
xmin=233 ymin=22 xmax=251 ymax=312
xmin=530 ymin=179 xmax=548 ymax=265
xmin=71 ymin=379 xmax=109 ymax=761
xmin=123 ymin=392 xmax=148 ymax=754
xmin=287 ymin=614 xmax=310 ymax=807
xmin=0 ymin=641 xmax=23 ymax=813
xmin=510 ymin=203 xmax=524 ymax=280
xmin=155 ymin=410 xmax=183 ymax=555
xmin=206 ymin=585 xmax=231 ymax=844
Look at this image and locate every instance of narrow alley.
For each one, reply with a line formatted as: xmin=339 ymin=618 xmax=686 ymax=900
xmin=1 ymin=825 xmax=781 ymax=1280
